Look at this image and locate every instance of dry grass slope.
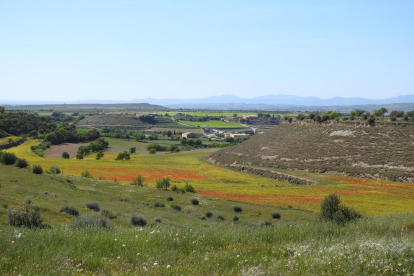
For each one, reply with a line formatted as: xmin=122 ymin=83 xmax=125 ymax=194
xmin=210 ymin=123 xmax=414 ymax=183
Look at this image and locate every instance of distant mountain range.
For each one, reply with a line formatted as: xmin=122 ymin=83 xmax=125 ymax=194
xmin=2 ymin=94 xmax=414 ymax=112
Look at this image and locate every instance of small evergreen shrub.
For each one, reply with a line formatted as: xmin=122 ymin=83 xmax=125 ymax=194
xmin=233 ymin=206 xmax=242 ymax=213
xmin=320 ymin=193 xmax=362 ymax=225
xmin=154 ymin=202 xmax=161 ymax=207
xmin=131 ymin=174 xmax=145 ymax=186
xmin=81 ymin=170 xmax=93 ymax=178
xmin=15 ymin=158 xmax=29 ymax=168
xmin=70 ymin=214 xmax=111 ymax=230
xmin=62 ymin=152 xmax=70 ymax=159
xmin=167 ymin=197 xmax=173 ymax=202
xmin=172 ymin=205 xmax=182 ymax=211
xmin=217 ymin=215 xmax=225 ymax=221
xmin=191 ymin=198 xmax=199 ymax=205
xmin=184 ymin=184 xmax=196 ymax=193
xmin=271 ymin=212 xmax=281 ymax=219
xmin=260 ymin=221 xmax=273 ymax=226
xmin=59 ymin=205 xmax=79 ymax=216
xmin=205 ymin=211 xmax=213 ymax=218
xmin=149 ymin=149 xmax=156 ymax=154
xmin=155 ymin=218 xmax=162 ymax=223
xmin=119 ymin=196 xmax=130 ymax=202
xmin=32 ymin=165 xmax=43 ymax=174
xmin=48 ymin=166 xmax=61 ymax=174
xmin=1 ymin=151 xmax=17 ymax=165
xmin=101 ymin=209 xmax=117 ymax=219
xmin=131 ymin=215 xmax=147 ymax=227
xmin=7 ymin=200 xmax=43 ymax=228
xmin=86 ymin=202 xmax=100 ymax=212
xmin=233 ymin=216 xmax=239 ymax=222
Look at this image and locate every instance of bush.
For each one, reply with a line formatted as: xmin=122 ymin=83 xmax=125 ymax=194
xmin=130 ymin=215 xmax=147 ymax=227
xmin=70 ymin=214 xmax=111 ymax=230
xmin=271 ymin=212 xmax=281 ymax=219
xmin=260 ymin=221 xmax=273 ymax=226
xmin=32 ymin=165 xmax=43 ymax=174
xmin=115 ymin=151 xmax=130 ymax=160
xmin=155 ymin=177 xmax=171 ymax=190
xmin=48 ymin=166 xmax=61 ymax=174
xmin=205 ymin=211 xmax=213 ymax=218
xmin=155 ymin=218 xmax=162 ymax=223
xmin=233 ymin=216 xmax=239 ymax=222
xmin=59 ymin=205 xmax=79 ymax=216
xmin=86 ymin=202 xmax=100 ymax=212
xmin=1 ymin=151 xmax=17 ymax=165
xmin=95 ymin=151 xmax=104 ymax=160
xmin=233 ymin=206 xmax=242 ymax=213
xmin=131 ymin=174 xmax=145 ymax=186
xmin=184 ymin=184 xmax=196 ymax=193
xmin=320 ymin=193 xmax=362 ymax=225
xmin=172 ymin=205 xmax=182 ymax=212
xmin=62 ymin=152 xmax=70 ymax=159
xmin=149 ymin=149 xmax=156 ymax=154
xmin=101 ymin=209 xmax=117 ymax=219
xmin=81 ymin=170 xmax=93 ymax=178
xmin=217 ymin=215 xmax=225 ymax=221
xmin=167 ymin=197 xmax=173 ymax=202
xmin=191 ymin=198 xmax=199 ymax=205
xmin=7 ymin=201 xmax=43 ymax=228
xmin=15 ymin=158 xmax=29 ymax=168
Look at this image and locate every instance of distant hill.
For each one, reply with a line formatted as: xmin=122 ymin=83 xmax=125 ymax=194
xmin=2 ymin=94 xmax=414 ymax=112
xmin=209 ymin=122 xmax=414 ymax=183
xmin=3 ymin=103 xmax=166 ymax=110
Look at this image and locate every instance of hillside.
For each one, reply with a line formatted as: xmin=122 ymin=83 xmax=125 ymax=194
xmin=209 ymin=123 xmax=414 ymax=183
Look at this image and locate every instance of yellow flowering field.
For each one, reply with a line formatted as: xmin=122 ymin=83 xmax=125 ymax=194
xmin=6 ymin=139 xmax=414 ymax=216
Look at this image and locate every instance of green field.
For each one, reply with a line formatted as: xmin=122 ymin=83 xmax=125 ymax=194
xmin=178 ymin=120 xmax=245 ymax=129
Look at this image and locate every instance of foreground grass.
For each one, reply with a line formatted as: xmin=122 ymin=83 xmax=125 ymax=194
xmin=1 ymin=213 xmax=414 ymax=275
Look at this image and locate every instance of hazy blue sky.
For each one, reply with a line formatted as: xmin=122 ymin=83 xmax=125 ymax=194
xmin=1 ymin=1 xmax=413 ymax=101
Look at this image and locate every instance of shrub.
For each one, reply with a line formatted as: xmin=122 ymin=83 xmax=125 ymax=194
xmin=115 ymin=151 xmax=131 ymax=160
xmin=7 ymin=201 xmax=43 ymax=228
xmin=191 ymin=198 xmax=199 ymax=205
xmin=15 ymin=158 xmax=29 ymax=168
xmin=233 ymin=206 xmax=242 ymax=213
xmin=167 ymin=197 xmax=173 ymax=202
xmin=233 ymin=216 xmax=239 ymax=222
xmin=32 ymin=165 xmax=43 ymax=174
xmin=86 ymin=202 xmax=100 ymax=212
xmin=62 ymin=152 xmax=70 ymax=159
xmin=205 ymin=211 xmax=213 ymax=218
xmin=119 ymin=196 xmax=130 ymax=202
xmin=184 ymin=184 xmax=196 ymax=193
xmin=101 ymin=209 xmax=117 ymax=219
xmin=149 ymin=149 xmax=156 ymax=154
xmin=320 ymin=193 xmax=362 ymax=225
xmin=48 ymin=166 xmax=61 ymax=174
xmin=217 ymin=215 xmax=225 ymax=221
xmin=131 ymin=174 xmax=145 ymax=186
xmin=271 ymin=212 xmax=281 ymax=219
xmin=1 ymin=151 xmax=17 ymax=165
xmin=131 ymin=215 xmax=147 ymax=227
xmin=70 ymin=214 xmax=111 ymax=230
xmin=260 ymin=221 xmax=273 ymax=226
xmin=172 ymin=205 xmax=182 ymax=212
xmin=155 ymin=218 xmax=162 ymax=223
xmin=154 ymin=202 xmax=161 ymax=207
xmin=81 ymin=170 xmax=93 ymax=178
xmin=59 ymin=205 xmax=79 ymax=216
xmin=95 ymin=151 xmax=104 ymax=160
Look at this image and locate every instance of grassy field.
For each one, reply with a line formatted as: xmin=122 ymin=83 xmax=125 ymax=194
xmin=6 ymin=139 xmax=414 ymax=216
xmin=178 ymin=120 xmax=245 ymax=129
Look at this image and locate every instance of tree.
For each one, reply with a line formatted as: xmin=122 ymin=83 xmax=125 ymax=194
xmin=0 ymin=107 xmax=4 ymax=114
xmin=95 ymin=151 xmax=104 ymax=160
xmin=115 ymin=151 xmax=130 ymax=160
xmin=155 ymin=177 xmax=170 ymax=190
xmin=8 ymin=138 xmax=13 ymax=144
xmin=129 ymin=147 xmax=136 ymax=154
xmin=233 ymin=114 xmax=237 ymax=117
xmin=62 ymin=152 xmax=70 ymax=159
xmin=380 ymin=107 xmax=388 ymax=115
xmin=320 ymin=193 xmax=362 ymax=225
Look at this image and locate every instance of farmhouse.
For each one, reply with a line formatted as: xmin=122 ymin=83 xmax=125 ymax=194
xmin=173 ymin=113 xmax=183 ymax=117
xmin=231 ymin=133 xmax=249 ymax=139
xmin=182 ymin=132 xmax=199 ymax=138
xmin=243 ymin=115 xmax=258 ymax=119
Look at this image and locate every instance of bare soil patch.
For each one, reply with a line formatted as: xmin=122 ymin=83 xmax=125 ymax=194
xmin=44 ymin=143 xmax=88 ymax=159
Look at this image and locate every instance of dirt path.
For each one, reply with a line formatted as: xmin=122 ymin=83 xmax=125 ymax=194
xmin=44 ymin=143 xmax=88 ymax=159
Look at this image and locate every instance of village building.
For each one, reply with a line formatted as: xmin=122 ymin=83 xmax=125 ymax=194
xmin=182 ymin=132 xmax=199 ymax=138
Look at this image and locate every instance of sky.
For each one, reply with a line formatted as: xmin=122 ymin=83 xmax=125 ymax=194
xmin=1 ymin=0 xmax=413 ymax=101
